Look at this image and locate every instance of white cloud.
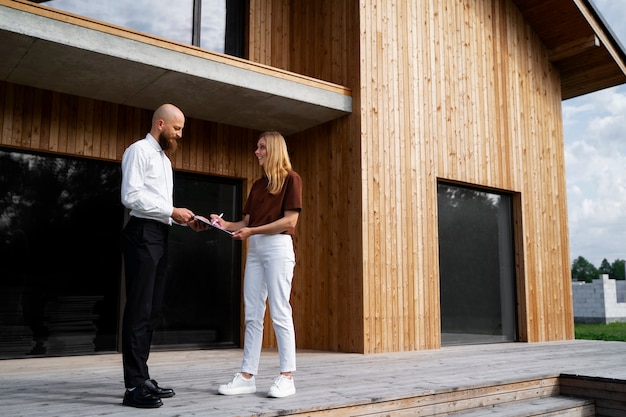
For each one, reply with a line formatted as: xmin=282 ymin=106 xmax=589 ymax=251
xmin=561 ymin=1 xmax=626 ymax=266
xmin=563 ymin=101 xmax=626 ymax=266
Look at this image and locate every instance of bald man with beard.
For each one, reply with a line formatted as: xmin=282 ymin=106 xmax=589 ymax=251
xmin=120 ymin=104 xmax=207 ymax=408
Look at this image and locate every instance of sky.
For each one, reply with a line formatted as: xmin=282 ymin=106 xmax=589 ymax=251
xmin=562 ymin=0 xmax=626 ymax=267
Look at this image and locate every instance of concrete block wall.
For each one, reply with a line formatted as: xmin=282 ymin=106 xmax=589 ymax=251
xmin=618 ymin=281 xmax=626 ymax=303
xmin=572 ymin=274 xmax=626 ymax=323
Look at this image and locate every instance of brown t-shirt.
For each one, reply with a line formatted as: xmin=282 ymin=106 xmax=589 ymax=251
xmin=243 ymin=170 xmax=302 ymax=235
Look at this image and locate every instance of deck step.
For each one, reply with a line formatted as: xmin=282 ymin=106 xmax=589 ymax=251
xmin=446 ymin=396 xmax=595 ymax=416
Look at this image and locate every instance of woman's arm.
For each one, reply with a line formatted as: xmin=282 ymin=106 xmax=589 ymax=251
xmin=232 ymin=210 xmax=299 ymax=240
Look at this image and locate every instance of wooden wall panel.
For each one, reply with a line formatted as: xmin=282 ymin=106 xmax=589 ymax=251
xmin=249 ymin=0 xmax=364 ymax=352
xmin=366 ymin=0 xmax=573 ymax=349
xmin=0 ymin=82 xmax=260 ymax=183
xmin=250 ymin=0 xmax=574 ymax=353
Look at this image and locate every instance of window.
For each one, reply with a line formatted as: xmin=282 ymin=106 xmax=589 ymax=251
xmin=0 ymin=148 xmax=242 ymax=358
xmin=30 ymin=0 xmax=245 ymax=57
xmin=437 ymin=182 xmax=517 ymax=345
xmin=152 ymin=172 xmax=242 ymax=348
xmin=0 ymin=149 xmax=124 ymax=356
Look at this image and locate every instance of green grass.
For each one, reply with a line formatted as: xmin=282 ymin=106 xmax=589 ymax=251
xmin=575 ymin=322 xmax=626 ymax=341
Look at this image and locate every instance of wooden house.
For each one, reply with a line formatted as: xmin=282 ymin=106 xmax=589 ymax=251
xmin=0 ymin=0 xmax=625 ymax=358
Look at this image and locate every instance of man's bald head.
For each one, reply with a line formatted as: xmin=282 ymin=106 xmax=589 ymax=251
xmin=151 ymin=104 xmax=185 ymax=155
xmin=152 ymin=104 xmax=184 ymax=127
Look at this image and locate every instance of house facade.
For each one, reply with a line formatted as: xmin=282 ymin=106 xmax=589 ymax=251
xmin=1 ymin=0 xmax=625 ymax=358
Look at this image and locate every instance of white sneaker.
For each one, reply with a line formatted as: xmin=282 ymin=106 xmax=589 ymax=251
xmin=217 ymin=373 xmax=256 ymax=395
xmin=267 ymin=375 xmax=296 ymax=398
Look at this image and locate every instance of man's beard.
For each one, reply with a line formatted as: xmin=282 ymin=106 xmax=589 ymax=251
xmin=158 ymin=132 xmax=178 ymax=155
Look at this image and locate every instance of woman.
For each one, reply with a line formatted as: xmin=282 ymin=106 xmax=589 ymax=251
xmin=213 ymin=131 xmax=302 ymax=398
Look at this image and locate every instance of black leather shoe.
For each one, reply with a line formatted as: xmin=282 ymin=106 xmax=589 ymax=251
xmin=144 ymin=379 xmax=176 ymax=398
xmin=123 ymin=385 xmax=163 ymax=408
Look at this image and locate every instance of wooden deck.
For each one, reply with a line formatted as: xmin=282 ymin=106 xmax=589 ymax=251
xmin=1 ymin=340 xmax=625 ymax=416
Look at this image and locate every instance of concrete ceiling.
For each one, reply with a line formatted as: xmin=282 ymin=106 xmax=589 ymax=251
xmin=0 ymin=1 xmax=352 ymax=135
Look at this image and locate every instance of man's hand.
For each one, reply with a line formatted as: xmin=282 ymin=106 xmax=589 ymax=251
xmin=188 ymin=216 xmax=210 ymax=232
xmin=171 ymin=207 xmax=195 ymax=224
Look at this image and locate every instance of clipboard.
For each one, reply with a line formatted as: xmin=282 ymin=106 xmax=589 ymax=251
xmin=194 ymin=216 xmax=234 ymax=235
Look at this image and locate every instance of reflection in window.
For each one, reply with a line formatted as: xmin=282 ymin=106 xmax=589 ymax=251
xmin=0 ymin=149 xmax=124 ymax=357
xmin=0 ymin=148 xmax=242 ymax=358
xmin=201 ymin=0 xmax=226 ymax=53
xmin=32 ymin=0 xmax=236 ymax=55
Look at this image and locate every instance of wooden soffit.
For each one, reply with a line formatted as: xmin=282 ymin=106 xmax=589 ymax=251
xmin=0 ymin=0 xmax=352 ymax=135
xmin=512 ymin=0 xmax=626 ymax=100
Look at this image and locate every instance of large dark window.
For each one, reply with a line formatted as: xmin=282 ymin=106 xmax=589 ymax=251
xmin=30 ymin=0 xmax=245 ymax=57
xmin=0 ymin=150 xmax=124 ymax=357
xmin=153 ymin=173 xmax=242 ymax=348
xmin=437 ymin=182 xmax=517 ymax=345
xmin=0 ymin=148 xmax=241 ymax=358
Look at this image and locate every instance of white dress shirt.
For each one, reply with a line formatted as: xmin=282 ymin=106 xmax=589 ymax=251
xmin=121 ymin=134 xmax=174 ymax=225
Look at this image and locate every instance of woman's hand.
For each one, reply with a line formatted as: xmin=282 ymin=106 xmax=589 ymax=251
xmin=209 ymin=213 xmax=226 ymax=228
xmin=232 ymin=227 xmax=253 ymax=240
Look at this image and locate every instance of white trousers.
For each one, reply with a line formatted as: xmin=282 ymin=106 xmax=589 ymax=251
xmin=241 ymin=234 xmax=296 ymax=375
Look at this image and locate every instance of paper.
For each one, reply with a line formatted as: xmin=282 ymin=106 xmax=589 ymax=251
xmin=194 ymin=216 xmax=234 ymax=235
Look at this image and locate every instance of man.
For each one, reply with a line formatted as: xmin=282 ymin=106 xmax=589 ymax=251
xmin=120 ymin=103 xmax=207 ymax=408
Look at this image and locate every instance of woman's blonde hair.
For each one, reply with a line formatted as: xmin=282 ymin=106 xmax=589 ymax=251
xmin=260 ymin=131 xmax=292 ymax=195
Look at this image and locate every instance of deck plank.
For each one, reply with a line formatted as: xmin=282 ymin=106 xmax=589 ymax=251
xmin=0 ymin=340 xmax=625 ymax=416
xmin=445 ymin=397 xmax=596 ymax=417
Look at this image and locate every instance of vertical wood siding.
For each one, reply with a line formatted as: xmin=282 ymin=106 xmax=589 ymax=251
xmin=248 ymin=0 xmax=365 ymax=352
xmin=2 ymin=0 xmax=574 ymax=355
xmin=0 ymin=82 xmax=259 ymax=181
xmin=248 ymin=0 xmax=573 ymax=353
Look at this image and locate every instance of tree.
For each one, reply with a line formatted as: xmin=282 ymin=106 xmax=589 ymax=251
xmin=571 ymin=256 xmax=598 ymax=282
xmin=610 ymin=259 xmax=626 ymax=280
xmin=599 ymin=258 xmax=612 ymax=275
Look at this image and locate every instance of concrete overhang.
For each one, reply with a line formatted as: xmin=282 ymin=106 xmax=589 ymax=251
xmin=513 ymin=0 xmax=626 ymax=100
xmin=0 ymin=0 xmax=352 ymax=135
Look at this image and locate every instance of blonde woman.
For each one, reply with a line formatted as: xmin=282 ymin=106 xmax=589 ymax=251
xmin=212 ymin=132 xmax=302 ymax=398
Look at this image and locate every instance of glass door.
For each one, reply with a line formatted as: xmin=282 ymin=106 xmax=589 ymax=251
xmin=437 ymin=182 xmax=517 ymax=345
xmin=150 ymin=173 xmax=242 ymax=348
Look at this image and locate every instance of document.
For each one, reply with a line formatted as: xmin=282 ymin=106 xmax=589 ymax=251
xmin=194 ymin=215 xmax=234 ymax=235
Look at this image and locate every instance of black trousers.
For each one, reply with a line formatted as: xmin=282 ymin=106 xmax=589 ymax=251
xmin=121 ymin=216 xmax=170 ymax=388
